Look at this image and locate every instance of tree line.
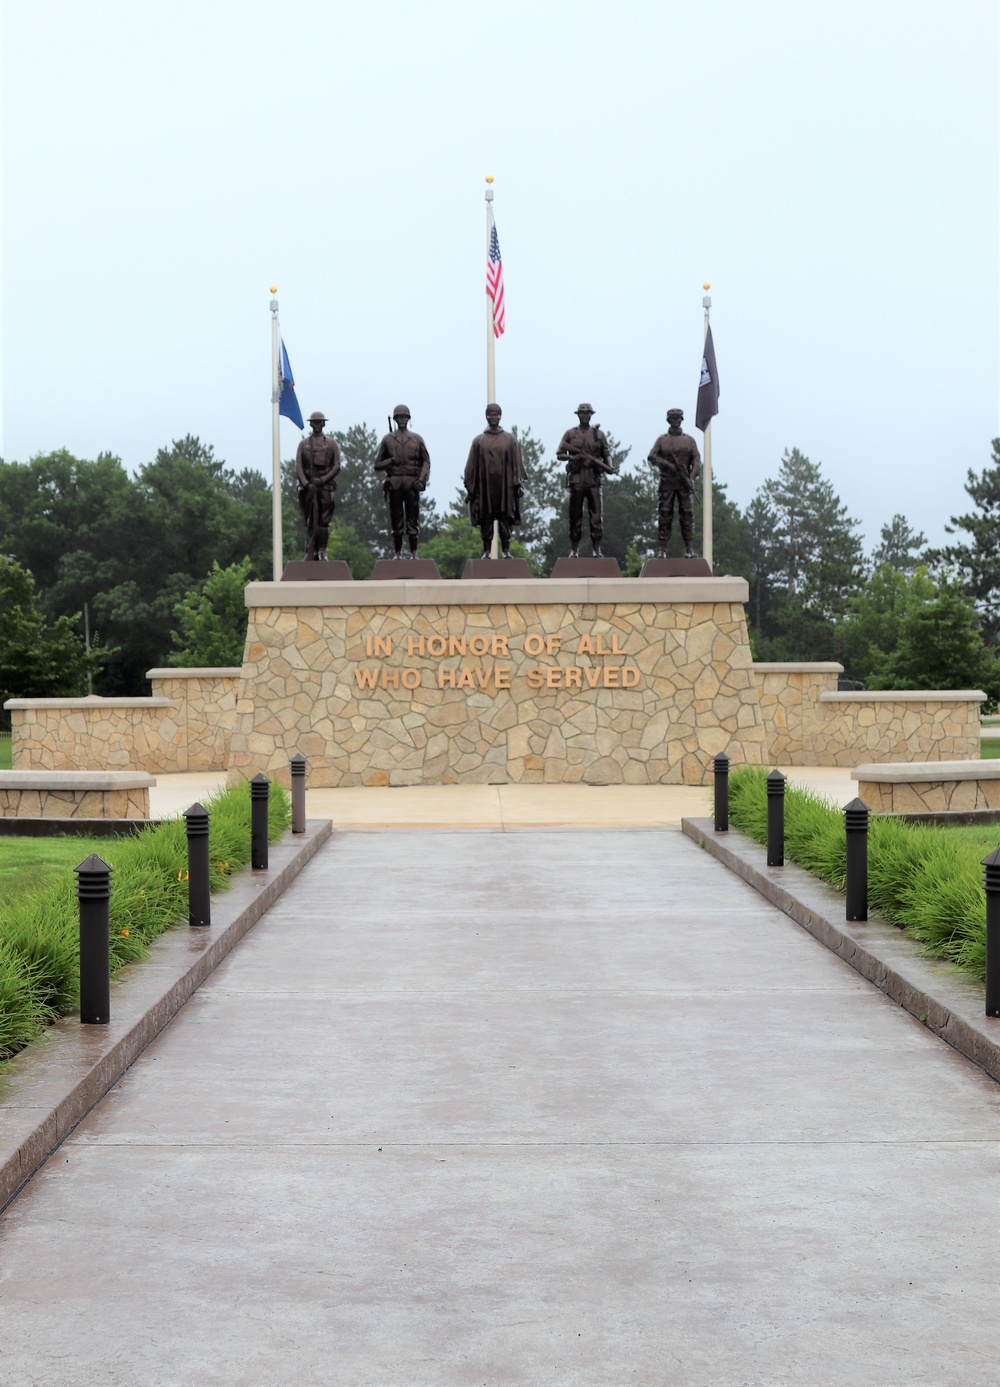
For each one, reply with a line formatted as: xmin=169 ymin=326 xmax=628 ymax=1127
xmin=2 ymin=431 xmax=1000 ymax=704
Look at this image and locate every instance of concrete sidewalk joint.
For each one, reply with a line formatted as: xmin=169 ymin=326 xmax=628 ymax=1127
xmin=0 ymin=819 xmax=332 ymax=1214
xmin=682 ymin=816 xmax=1000 ymax=1085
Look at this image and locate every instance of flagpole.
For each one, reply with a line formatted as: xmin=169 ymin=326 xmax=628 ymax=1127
xmin=270 ymin=286 xmax=282 ymax=582
xmin=485 ymin=175 xmax=499 ymax=558
xmin=702 ymin=286 xmax=713 ymax=572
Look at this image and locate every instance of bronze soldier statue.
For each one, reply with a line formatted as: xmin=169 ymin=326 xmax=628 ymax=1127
xmin=648 ymin=408 xmax=701 ymax=559
xmin=295 ymin=411 xmax=342 ymax=561
xmin=373 ymin=405 xmax=431 ymax=558
xmin=464 ymin=403 xmax=525 ymax=558
xmin=556 ymin=403 xmax=614 ymax=558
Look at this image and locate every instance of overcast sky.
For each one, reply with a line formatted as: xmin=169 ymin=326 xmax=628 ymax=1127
xmin=3 ymin=0 xmax=998 ymax=554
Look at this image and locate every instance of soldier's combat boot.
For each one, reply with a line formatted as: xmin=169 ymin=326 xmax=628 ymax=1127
xmin=593 ymin=546 xmax=603 ymax=558
xmin=685 ymin=549 xmax=696 ymax=560
xmin=570 ymin=547 xmax=579 ymax=559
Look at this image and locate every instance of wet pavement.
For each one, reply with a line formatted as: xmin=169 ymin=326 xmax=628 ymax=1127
xmin=1 ymin=828 xmax=998 ymax=1385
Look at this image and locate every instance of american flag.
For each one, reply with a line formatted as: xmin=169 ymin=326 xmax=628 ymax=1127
xmin=486 ymin=224 xmax=505 ymax=337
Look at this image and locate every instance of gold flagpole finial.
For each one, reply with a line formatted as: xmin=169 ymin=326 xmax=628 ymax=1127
xmin=485 ymin=174 xmax=494 ymax=184
xmin=270 ymin=284 xmax=278 ymax=294
xmin=702 ymin=282 xmax=710 ymax=290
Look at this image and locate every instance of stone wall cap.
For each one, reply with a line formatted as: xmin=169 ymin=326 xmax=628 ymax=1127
xmin=852 ymin=760 xmax=1000 ymax=783
xmin=244 ymin=576 xmax=750 ymax=607
xmin=818 ymin=690 xmax=986 ymax=703
xmin=0 ymin=771 xmax=157 ymax=789
xmin=145 ymin=667 xmax=243 ymax=679
xmin=752 ymin=662 xmax=844 ymax=673
xmin=3 ymin=698 xmax=173 ymax=710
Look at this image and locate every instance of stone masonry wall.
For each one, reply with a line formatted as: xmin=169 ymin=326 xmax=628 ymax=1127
xmin=753 ymin=665 xmax=983 ymax=765
xmin=0 ymin=785 xmax=150 ymax=819
xmin=857 ymin=777 xmax=1000 ymax=814
xmin=147 ymin=669 xmax=242 ymax=770
xmin=9 ymin=700 xmax=180 ymax=772
xmin=228 ymin=583 xmax=767 ymax=786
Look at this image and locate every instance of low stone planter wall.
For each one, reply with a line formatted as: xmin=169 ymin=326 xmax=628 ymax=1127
xmin=5 ymin=667 xmax=241 ymax=773
xmin=0 ymin=771 xmax=155 ymax=819
xmin=752 ymin=664 xmax=984 ymax=764
xmin=853 ymin=760 xmax=1000 ymax=814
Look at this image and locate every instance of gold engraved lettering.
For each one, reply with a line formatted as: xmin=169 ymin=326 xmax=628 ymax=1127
xmin=495 ymin=665 xmax=511 ymax=688
xmin=381 ymin=668 xmax=400 ymax=689
xmin=475 ymin=667 xmax=496 ymax=690
xmin=622 ymin=666 xmax=640 ymax=688
xmin=438 ymin=668 xmax=457 ymax=688
xmin=373 ymin=636 xmax=392 ymax=657
xmin=546 ymin=634 xmax=562 ymax=655
xmin=456 ymin=668 xmax=476 ymax=689
xmin=545 ymin=667 xmax=563 ymax=688
xmin=576 ymin=634 xmax=595 ymax=655
xmin=565 ymin=667 xmax=582 ymax=689
xmin=407 ymin=634 xmax=425 ymax=656
xmin=584 ymin=667 xmax=602 ymax=688
xmin=527 ymin=666 xmax=545 ymax=689
xmin=401 ymin=668 xmax=422 ymax=689
xmin=448 ymin=635 xmax=467 ymax=656
xmin=365 ymin=636 xmax=374 ymax=656
xmin=610 ymin=632 xmax=626 ymax=654
xmin=492 ymin=634 xmax=509 ymax=656
xmin=427 ymin=635 xmax=447 ymax=657
xmin=355 ymin=668 xmax=379 ymax=689
xmin=469 ymin=634 xmax=490 ymax=656
xmin=603 ymin=666 xmax=620 ymax=688
xmin=524 ymin=633 xmax=545 ymax=656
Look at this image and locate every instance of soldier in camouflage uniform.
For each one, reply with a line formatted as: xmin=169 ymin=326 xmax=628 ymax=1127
xmin=647 ymin=408 xmax=701 ymax=558
xmin=556 ymin=403 xmax=614 ymax=558
xmin=373 ymin=405 xmax=431 ymax=558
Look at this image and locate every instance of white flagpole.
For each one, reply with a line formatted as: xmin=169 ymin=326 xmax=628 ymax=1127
xmin=485 ymin=175 xmax=499 ymax=558
xmin=702 ymin=287 xmax=713 ymax=572
xmin=270 ymin=287 xmax=282 ymax=582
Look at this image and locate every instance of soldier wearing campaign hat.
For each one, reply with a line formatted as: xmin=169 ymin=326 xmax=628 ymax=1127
xmin=295 ymin=411 xmax=342 ymax=561
xmin=556 ymin=403 xmax=614 ymax=558
xmin=373 ymin=405 xmax=431 ymax=558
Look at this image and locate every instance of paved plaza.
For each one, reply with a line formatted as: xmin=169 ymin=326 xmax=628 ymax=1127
xmin=2 ymin=825 xmax=1000 ymax=1384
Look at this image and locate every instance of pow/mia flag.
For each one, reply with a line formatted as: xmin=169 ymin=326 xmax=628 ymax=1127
xmin=696 ymin=324 xmax=719 ymax=432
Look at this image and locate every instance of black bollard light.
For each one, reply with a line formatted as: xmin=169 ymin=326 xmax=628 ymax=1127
xmin=290 ymin=753 xmax=307 ymax=834
xmin=982 ymin=847 xmax=1000 ymax=1016
xmin=844 ymin=797 xmax=869 ymax=922
xmin=184 ymin=801 xmax=211 ymax=928
xmin=713 ymin=753 xmax=730 ymax=833
xmin=250 ymin=773 xmax=270 ymax=870
xmin=75 ymin=854 xmax=112 ymax=1025
xmin=766 ymin=770 xmax=785 ymax=868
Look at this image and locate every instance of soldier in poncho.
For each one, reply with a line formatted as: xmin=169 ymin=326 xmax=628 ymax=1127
xmin=463 ymin=403 xmax=525 ymax=558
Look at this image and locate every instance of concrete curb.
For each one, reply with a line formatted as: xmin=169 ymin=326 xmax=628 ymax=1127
xmin=0 ymin=819 xmax=332 ymax=1214
xmin=682 ymin=817 xmax=1000 ymax=1085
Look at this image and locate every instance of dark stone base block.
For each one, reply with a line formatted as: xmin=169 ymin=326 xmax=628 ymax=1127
xmin=640 ymin=557 xmax=712 ymax=577
xmin=280 ymin=560 xmax=354 ymax=582
xmin=461 ymin=558 xmax=534 ymax=580
xmin=370 ymin=558 xmax=442 ymax=580
xmin=550 ymin=557 xmax=623 ymax=578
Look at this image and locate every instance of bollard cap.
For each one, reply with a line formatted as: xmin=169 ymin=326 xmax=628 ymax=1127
xmin=766 ymin=769 xmax=786 ymax=793
xmin=290 ymin=753 xmax=307 ymax=776
xmin=184 ymin=801 xmax=210 ymax=835
xmin=982 ymin=846 xmax=1000 ymax=890
xmin=713 ymin=753 xmax=730 ymax=771
xmin=250 ymin=773 xmax=270 ymax=797
xmin=75 ymin=853 xmax=112 ymax=899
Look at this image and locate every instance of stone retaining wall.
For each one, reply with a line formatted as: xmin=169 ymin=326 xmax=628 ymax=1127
xmin=228 ymin=577 xmax=767 ymax=786
xmin=6 ymin=668 xmax=241 ymax=772
xmin=753 ymin=664 xmax=984 ymax=764
xmin=853 ymin=761 xmax=1000 ymax=814
xmin=0 ymin=772 xmax=154 ymax=819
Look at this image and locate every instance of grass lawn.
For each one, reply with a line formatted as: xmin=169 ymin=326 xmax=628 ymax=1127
xmin=981 ymin=738 xmax=1000 ymax=759
xmin=0 ymin=835 xmax=117 ymax=905
xmin=0 ymin=737 xmax=10 ymax=771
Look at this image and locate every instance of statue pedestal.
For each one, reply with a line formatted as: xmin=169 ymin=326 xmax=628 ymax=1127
xmin=550 ymin=557 xmax=622 ymax=578
xmin=280 ymin=560 xmax=353 ymax=581
xmin=461 ymin=558 xmax=533 ymax=580
xmin=640 ymin=557 xmax=712 ymax=577
xmin=230 ymin=576 xmax=766 ymax=788
xmin=370 ymin=559 xmax=441 ymax=580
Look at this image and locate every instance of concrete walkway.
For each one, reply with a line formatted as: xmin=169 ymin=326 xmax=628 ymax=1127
xmin=2 ymin=828 xmax=1000 ymax=1385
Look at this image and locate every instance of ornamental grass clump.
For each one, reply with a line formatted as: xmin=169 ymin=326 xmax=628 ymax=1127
xmin=0 ymin=780 xmax=290 ymax=1069
xmin=728 ymin=766 xmax=989 ymax=981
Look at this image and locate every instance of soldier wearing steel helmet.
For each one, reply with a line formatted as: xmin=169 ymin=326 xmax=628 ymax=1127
xmin=556 ymin=403 xmax=614 ymax=558
xmin=647 ymin=407 xmax=701 ymax=558
xmin=373 ymin=405 xmax=431 ymax=559
xmin=295 ymin=411 xmax=342 ymax=561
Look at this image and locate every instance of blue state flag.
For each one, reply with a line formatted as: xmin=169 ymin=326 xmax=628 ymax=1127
xmin=279 ymin=339 xmax=304 ymax=430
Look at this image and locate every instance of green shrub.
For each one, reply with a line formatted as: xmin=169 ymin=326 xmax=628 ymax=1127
xmin=728 ymin=766 xmax=990 ymax=981
xmin=0 ymin=780 xmax=290 ymax=1068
